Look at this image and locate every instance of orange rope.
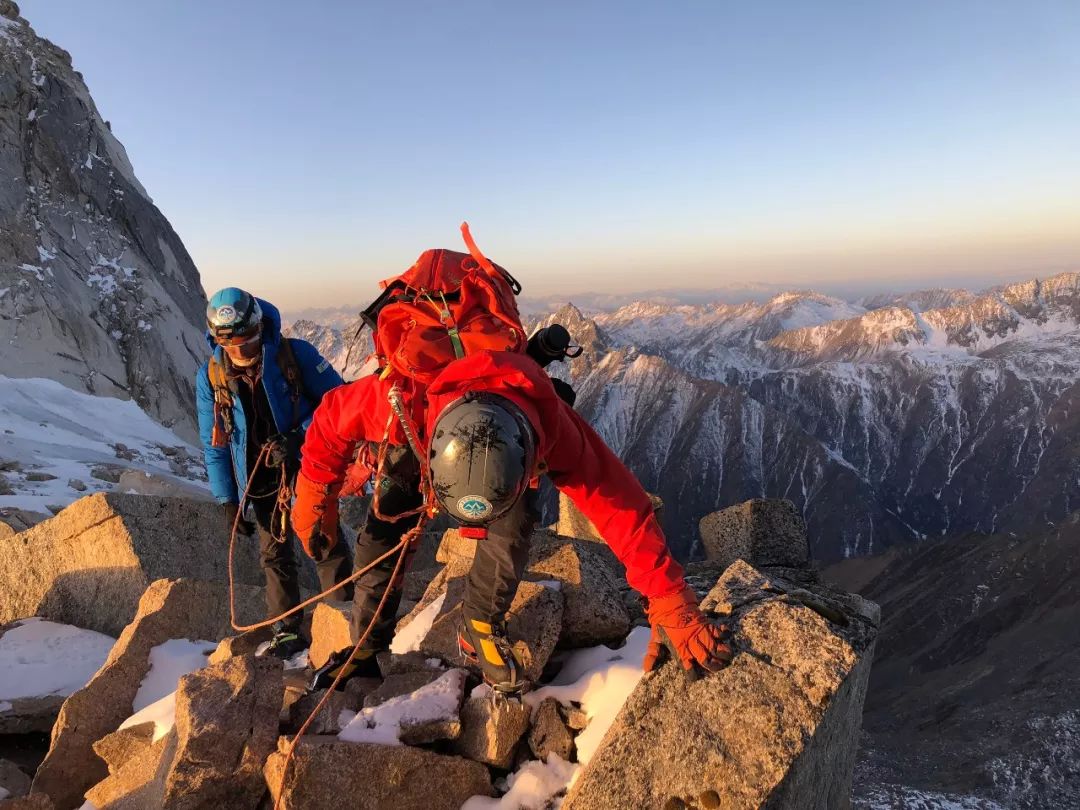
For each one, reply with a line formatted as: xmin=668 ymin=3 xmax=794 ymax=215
xmin=226 ymin=444 xmax=415 ymax=633
xmin=223 ymin=409 xmax=435 ymax=807
xmin=272 ymin=520 xmax=424 ymax=809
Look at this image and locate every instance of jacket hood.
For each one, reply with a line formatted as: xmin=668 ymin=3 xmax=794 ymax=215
xmin=203 ymin=297 xmax=282 ymax=351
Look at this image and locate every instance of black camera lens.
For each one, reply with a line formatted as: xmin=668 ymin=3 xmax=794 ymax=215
xmin=537 ymin=324 xmax=570 ymax=356
xmin=527 ymin=324 xmax=574 ymax=368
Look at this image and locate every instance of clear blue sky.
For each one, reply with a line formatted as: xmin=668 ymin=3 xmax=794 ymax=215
xmin=18 ymin=0 xmax=1080 ymax=310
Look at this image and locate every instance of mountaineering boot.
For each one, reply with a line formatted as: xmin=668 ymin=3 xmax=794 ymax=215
xmin=308 ymin=646 xmax=382 ymax=691
xmin=265 ymin=622 xmax=306 ymax=660
xmin=458 ymin=617 xmax=524 ymax=694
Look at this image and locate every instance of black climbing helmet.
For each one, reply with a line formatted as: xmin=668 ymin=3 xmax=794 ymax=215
xmin=428 ymin=392 xmax=536 ymax=525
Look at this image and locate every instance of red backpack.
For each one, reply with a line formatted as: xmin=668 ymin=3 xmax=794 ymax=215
xmin=364 ymin=223 xmax=526 ymax=384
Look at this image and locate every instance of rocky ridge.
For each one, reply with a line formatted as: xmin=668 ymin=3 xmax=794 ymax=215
xmin=0 ymin=492 xmax=876 ymax=809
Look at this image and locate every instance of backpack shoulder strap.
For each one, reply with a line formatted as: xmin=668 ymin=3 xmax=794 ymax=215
xmin=277 ymin=338 xmax=307 ymax=402
xmin=208 ymin=355 xmax=231 ymax=400
xmin=207 ymin=355 xmax=235 ymax=447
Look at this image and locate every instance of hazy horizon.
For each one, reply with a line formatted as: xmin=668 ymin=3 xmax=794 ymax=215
xmin=18 ymin=0 xmax=1080 ymax=309
xmin=282 ymin=264 xmax=1076 ymax=325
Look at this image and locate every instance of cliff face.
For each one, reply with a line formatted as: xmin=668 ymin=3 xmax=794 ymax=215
xmin=0 ymin=4 xmax=206 ymax=438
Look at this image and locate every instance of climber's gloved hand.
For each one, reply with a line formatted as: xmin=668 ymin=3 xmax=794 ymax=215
xmin=223 ymin=501 xmax=255 ymax=538
xmin=265 ymin=429 xmax=303 ymax=469
xmin=292 ymin=471 xmax=340 ymax=559
xmin=306 ymin=531 xmax=332 ymax=562
xmin=643 ymin=587 xmax=733 ymax=675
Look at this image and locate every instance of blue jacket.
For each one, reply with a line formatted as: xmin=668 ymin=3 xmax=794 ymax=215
xmin=195 ymin=298 xmax=344 ymax=504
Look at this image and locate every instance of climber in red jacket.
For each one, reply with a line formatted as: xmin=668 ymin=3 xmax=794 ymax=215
xmin=291 ymin=229 xmax=732 ymax=693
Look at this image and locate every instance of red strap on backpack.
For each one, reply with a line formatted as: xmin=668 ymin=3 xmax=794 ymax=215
xmin=460 ymin=222 xmax=496 ymax=276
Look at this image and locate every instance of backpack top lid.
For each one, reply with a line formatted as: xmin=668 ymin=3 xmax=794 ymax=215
xmin=378 ymin=222 xmax=520 ymax=296
xmin=368 ymin=223 xmax=526 ymax=384
xmin=383 ymin=248 xmax=476 ymax=293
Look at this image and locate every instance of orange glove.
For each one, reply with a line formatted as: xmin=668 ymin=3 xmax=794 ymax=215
xmin=643 ymin=587 xmax=733 ymax=675
xmin=292 ymin=471 xmax=340 ymax=560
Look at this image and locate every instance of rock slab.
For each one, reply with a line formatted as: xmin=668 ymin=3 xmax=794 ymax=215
xmin=92 ymin=722 xmax=155 ymax=776
xmin=563 ymin=560 xmax=878 ymax=810
xmin=527 ymin=532 xmax=630 ymax=647
xmin=307 ymin=600 xmax=351 ymax=670
xmin=31 ymin=578 xmax=262 ymax=810
xmin=264 ymin=737 xmax=493 ymax=810
xmin=528 ymin=697 xmax=575 ymax=762
xmin=554 ymin=492 xmax=603 ymax=542
xmin=698 ymin=498 xmax=810 ymax=570
xmin=0 ymin=494 xmax=266 ymax=636
xmin=451 ymin=696 xmax=531 ymax=769
xmin=163 ymin=654 xmax=283 ymax=808
xmin=82 ymin=655 xmax=283 ymax=809
xmin=0 ymin=759 xmax=32 ymax=800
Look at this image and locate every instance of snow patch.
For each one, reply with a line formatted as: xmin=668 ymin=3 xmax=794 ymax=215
xmin=525 ymin=625 xmax=650 ymax=764
xmin=462 ymin=753 xmax=580 ymax=810
xmin=532 ymin=579 xmax=563 ymax=591
xmin=0 ymin=618 xmax=114 ymax=701
xmin=119 ymin=638 xmax=216 ymax=741
xmin=389 ymin=592 xmax=446 ymax=654
xmin=132 ymin=639 xmax=216 ymax=712
xmin=338 ymin=668 xmax=465 ymax=746
xmin=0 ymin=375 xmax=204 ymax=513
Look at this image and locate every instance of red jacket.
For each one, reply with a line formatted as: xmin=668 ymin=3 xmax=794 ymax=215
xmin=300 ymin=350 xmax=686 ymax=600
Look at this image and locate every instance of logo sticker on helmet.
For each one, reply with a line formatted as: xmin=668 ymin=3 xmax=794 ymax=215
xmin=215 ymin=305 xmax=237 ymax=324
xmin=457 ymin=496 xmax=494 ymax=521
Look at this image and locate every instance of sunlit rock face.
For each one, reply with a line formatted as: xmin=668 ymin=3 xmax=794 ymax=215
xmin=0 ymin=7 xmax=207 ymax=439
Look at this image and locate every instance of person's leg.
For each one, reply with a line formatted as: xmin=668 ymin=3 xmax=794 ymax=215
xmin=350 ymin=444 xmax=423 ymax=648
xmin=251 ymin=495 xmax=302 ymax=631
xmin=462 ymin=490 xmax=538 ymax=623
xmin=314 ymin=535 xmax=355 ymax=603
xmin=459 ymin=490 xmax=539 ymax=692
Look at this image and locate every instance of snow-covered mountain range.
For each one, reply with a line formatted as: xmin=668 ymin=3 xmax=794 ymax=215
xmin=289 ymin=272 xmax=1080 ymax=562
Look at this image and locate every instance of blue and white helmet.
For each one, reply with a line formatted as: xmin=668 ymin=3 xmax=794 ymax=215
xmin=206 ymin=287 xmax=262 ymax=340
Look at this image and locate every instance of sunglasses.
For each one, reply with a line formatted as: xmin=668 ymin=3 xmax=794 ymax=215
xmin=215 ymin=327 xmax=261 ymax=348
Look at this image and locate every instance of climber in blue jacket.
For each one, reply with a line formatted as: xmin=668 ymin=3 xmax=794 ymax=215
xmin=195 ymin=287 xmax=352 ymax=658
